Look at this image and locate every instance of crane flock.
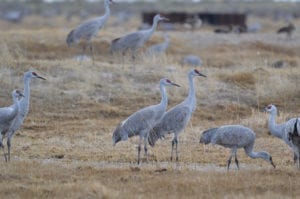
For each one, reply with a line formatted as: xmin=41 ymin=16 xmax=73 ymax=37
xmin=0 ymin=1 xmax=298 ymax=172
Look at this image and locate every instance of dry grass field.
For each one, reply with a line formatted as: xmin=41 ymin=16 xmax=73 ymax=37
xmin=0 ymin=4 xmax=300 ymax=198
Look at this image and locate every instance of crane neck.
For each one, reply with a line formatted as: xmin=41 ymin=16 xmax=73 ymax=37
xmin=146 ymin=18 xmax=159 ymax=39
xmin=185 ymin=73 xmax=196 ymax=108
xmin=103 ymin=1 xmax=111 ymax=20
xmin=20 ymin=76 xmax=31 ymax=116
xmin=268 ymin=111 xmax=283 ymax=139
xmin=159 ymin=83 xmax=168 ymax=109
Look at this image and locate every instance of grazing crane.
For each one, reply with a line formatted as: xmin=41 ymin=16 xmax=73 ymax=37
xmin=287 ymin=119 xmax=300 ymax=169
xmin=112 ymin=78 xmax=180 ymax=164
xmin=66 ymin=0 xmax=114 ymax=62
xmin=148 ymin=69 xmax=206 ymax=161
xmin=5 ymin=71 xmax=46 ymax=161
xmin=146 ymin=33 xmax=170 ymax=56
xmin=0 ymin=90 xmax=24 ymax=161
xmin=277 ymin=22 xmax=295 ymax=39
xmin=265 ymin=104 xmax=300 ymax=165
xmin=110 ymin=14 xmax=169 ymax=59
xmin=200 ymin=125 xmax=276 ymax=170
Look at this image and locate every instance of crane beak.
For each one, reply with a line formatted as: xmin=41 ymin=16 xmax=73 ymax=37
xmin=198 ymin=73 xmax=207 ymax=78
xmin=161 ymin=17 xmax=169 ymax=21
xmin=37 ymin=75 xmax=46 ymax=80
xmin=171 ymin=83 xmax=180 ymax=87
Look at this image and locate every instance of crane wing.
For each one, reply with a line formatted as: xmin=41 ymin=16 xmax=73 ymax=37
xmin=157 ymin=106 xmax=191 ymax=136
xmin=122 ymin=107 xmax=156 ymax=138
xmin=111 ymin=32 xmax=142 ymax=51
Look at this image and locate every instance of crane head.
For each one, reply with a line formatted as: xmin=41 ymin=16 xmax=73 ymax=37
xmin=106 ymin=0 xmax=114 ymax=5
xmin=154 ymin=14 xmax=169 ymax=23
xmin=264 ymin=104 xmax=277 ymax=115
xmin=32 ymin=71 xmax=46 ymax=80
xmin=162 ymin=78 xmax=180 ymax=87
xmin=193 ymin=69 xmax=206 ymax=78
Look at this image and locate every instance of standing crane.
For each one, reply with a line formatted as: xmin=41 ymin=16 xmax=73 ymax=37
xmin=265 ymin=104 xmax=300 ymax=166
xmin=5 ymin=71 xmax=46 ymax=161
xmin=200 ymin=125 xmax=276 ymax=170
xmin=0 ymin=90 xmax=24 ymax=161
xmin=146 ymin=33 xmax=170 ymax=56
xmin=148 ymin=69 xmax=206 ymax=161
xmin=110 ymin=14 xmax=169 ymax=59
xmin=112 ymin=78 xmax=180 ymax=164
xmin=288 ymin=119 xmax=300 ymax=168
xmin=66 ymin=0 xmax=114 ymax=63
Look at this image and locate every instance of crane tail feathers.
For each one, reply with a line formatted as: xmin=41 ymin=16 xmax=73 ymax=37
xmin=66 ymin=29 xmax=75 ymax=47
xmin=148 ymin=126 xmax=162 ymax=147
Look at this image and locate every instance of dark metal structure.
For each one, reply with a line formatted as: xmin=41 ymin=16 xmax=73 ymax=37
xmin=142 ymin=12 xmax=246 ymax=27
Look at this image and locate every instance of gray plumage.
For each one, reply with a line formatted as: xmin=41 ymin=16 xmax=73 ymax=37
xmin=148 ymin=69 xmax=206 ymax=161
xmin=265 ymin=104 xmax=300 ymax=165
xmin=110 ymin=14 xmax=168 ymax=58
xmin=66 ymin=0 xmax=113 ymax=61
xmin=0 ymin=90 xmax=24 ymax=161
xmin=5 ymin=71 xmax=46 ymax=161
xmin=287 ymin=119 xmax=300 ymax=168
xmin=200 ymin=125 xmax=276 ymax=170
xmin=146 ymin=33 xmax=170 ymax=55
xmin=112 ymin=78 xmax=180 ymax=164
xmin=181 ymin=55 xmax=202 ymax=67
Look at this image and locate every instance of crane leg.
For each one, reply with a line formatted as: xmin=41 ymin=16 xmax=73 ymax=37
xmin=175 ymin=138 xmax=179 ymax=162
xmin=144 ymin=138 xmax=148 ymax=162
xmin=7 ymin=136 xmax=11 ymax=161
xmin=227 ymin=155 xmax=232 ymax=171
xmin=170 ymin=139 xmax=175 ymax=161
xmin=89 ymin=42 xmax=95 ymax=65
xmin=235 ymin=153 xmax=239 ymax=170
xmin=0 ymin=134 xmax=7 ymax=162
xmin=293 ymin=152 xmax=298 ymax=164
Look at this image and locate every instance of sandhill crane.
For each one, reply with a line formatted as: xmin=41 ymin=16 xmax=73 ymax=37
xmin=110 ymin=14 xmax=169 ymax=59
xmin=277 ymin=22 xmax=295 ymax=39
xmin=112 ymin=78 xmax=180 ymax=164
xmin=181 ymin=55 xmax=202 ymax=67
xmin=0 ymin=90 xmax=24 ymax=161
xmin=200 ymin=125 xmax=276 ymax=170
xmin=5 ymin=71 xmax=46 ymax=161
xmin=288 ymin=119 xmax=300 ymax=168
xmin=146 ymin=33 xmax=170 ymax=56
xmin=148 ymin=69 xmax=206 ymax=161
xmin=265 ymin=104 xmax=300 ymax=165
xmin=66 ymin=0 xmax=114 ymax=62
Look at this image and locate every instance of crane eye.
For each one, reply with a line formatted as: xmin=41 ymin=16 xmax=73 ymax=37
xmin=166 ymin=79 xmax=171 ymax=83
xmin=32 ymin=72 xmax=37 ymax=76
xmin=267 ymin=105 xmax=272 ymax=109
xmin=194 ymin=69 xmax=200 ymax=74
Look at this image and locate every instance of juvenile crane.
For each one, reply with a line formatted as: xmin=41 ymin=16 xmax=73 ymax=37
xmin=288 ymin=119 xmax=300 ymax=168
xmin=146 ymin=33 xmax=170 ymax=56
xmin=148 ymin=69 xmax=206 ymax=161
xmin=265 ymin=104 xmax=300 ymax=165
xmin=66 ymin=0 xmax=114 ymax=62
xmin=200 ymin=125 xmax=276 ymax=170
xmin=112 ymin=78 xmax=180 ymax=164
xmin=5 ymin=71 xmax=46 ymax=161
xmin=0 ymin=90 xmax=24 ymax=161
xmin=110 ymin=14 xmax=168 ymax=59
